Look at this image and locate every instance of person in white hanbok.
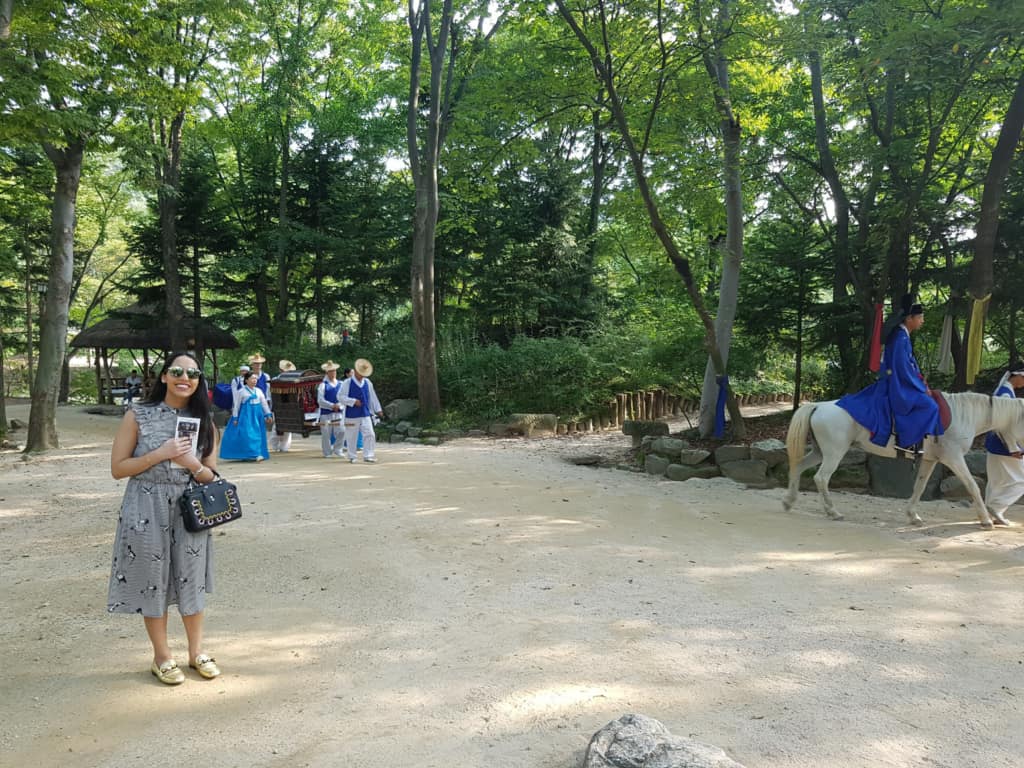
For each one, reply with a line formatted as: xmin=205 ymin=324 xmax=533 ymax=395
xmin=231 ymin=364 xmax=250 ymax=395
xmin=317 ymin=361 xmax=347 ymax=458
xmin=339 ymin=358 xmax=384 ymax=463
xmin=984 ymin=361 xmax=1024 ymax=525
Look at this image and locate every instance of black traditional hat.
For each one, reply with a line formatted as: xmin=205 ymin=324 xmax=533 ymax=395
xmin=901 ymin=293 xmax=924 ymax=317
xmin=881 ymin=293 xmax=921 ymax=341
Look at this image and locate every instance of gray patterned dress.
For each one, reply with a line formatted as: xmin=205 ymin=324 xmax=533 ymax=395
xmin=107 ymin=403 xmax=215 ymax=617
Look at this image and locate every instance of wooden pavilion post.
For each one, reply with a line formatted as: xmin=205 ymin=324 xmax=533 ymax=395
xmin=92 ymin=348 xmax=103 ymax=405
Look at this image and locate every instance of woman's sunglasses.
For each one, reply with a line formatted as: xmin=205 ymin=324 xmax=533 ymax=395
xmin=167 ymin=366 xmax=202 ymax=379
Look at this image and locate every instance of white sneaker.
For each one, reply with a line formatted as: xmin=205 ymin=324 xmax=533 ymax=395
xmin=364 ymin=457 xmax=377 ymax=464
xmin=348 ymin=457 xmax=357 ymax=463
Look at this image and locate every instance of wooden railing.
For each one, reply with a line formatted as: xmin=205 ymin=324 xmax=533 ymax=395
xmin=555 ymin=389 xmax=793 ymax=435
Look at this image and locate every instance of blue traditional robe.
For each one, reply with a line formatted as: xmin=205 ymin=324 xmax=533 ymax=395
xmin=219 ymin=386 xmax=271 ymax=460
xmin=985 ymin=383 xmax=1017 ymax=455
xmin=837 ymin=325 xmax=943 ymax=448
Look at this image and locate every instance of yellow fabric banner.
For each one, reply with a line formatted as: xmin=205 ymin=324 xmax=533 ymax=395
xmin=966 ymin=295 xmax=991 ymax=385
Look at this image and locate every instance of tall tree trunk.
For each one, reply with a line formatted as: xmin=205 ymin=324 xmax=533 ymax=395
xmin=794 ymin=264 xmax=806 ymax=408
xmin=406 ymin=1 xmax=502 ymax=418
xmin=314 ymin=149 xmax=325 ymax=349
xmin=406 ymin=0 xmax=453 ymax=419
xmin=159 ymin=111 xmax=187 ymax=351
xmin=26 ymin=140 xmax=83 ymax=451
xmin=555 ymin=0 xmax=744 ymax=437
xmin=275 ymin=112 xmax=292 ymax=329
xmin=0 ymin=0 xmax=11 ymax=40
xmin=583 ymin=102 xmax=608 ymax=303
xmin=808 ymin=47 xmax=858 ymax=387
xmin=23 ymin=242 xmax=34 ymax=387
xmin=192 ymin=243 xmax=201 ymax=317
xmin=697 ymin=0 xmax=746 ymax=437
xmin=0 ymin=329 xmax=8 ymax=441
xmin=968 ymin=72 xmax=1024 ymax=301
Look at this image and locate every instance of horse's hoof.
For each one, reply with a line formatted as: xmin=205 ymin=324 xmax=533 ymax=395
xmin=910 ymin=518 xmax=924 ymax=527
xmin=829 ymin=512 xmax=844 ymax=521
xmin=980 ymin=521 xmax=994 ymax=530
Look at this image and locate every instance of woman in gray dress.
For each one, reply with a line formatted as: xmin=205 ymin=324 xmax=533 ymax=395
xmin=108 ymin=352 xmax=222 ymax=685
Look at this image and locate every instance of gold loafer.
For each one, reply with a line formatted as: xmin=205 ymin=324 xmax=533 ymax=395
xmin=189 ymin=653 xmax=221 ymax=679
xmin=151 ymin=659 xmax=185 ymax=685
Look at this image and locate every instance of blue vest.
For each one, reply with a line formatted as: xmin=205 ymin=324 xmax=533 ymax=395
xmin=320 ymin=379 xmax=341 ymax=417
xmin=985 ymin=384 xmax=1016 ymax=455
xmin=344 ymin=378 xmax=371 ymax=419
xmin=256 ymin=372 xmax=270 ymax=398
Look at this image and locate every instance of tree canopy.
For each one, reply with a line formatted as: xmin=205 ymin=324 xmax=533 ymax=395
xmin=2 ymin=0 xmax=1022 ymax=442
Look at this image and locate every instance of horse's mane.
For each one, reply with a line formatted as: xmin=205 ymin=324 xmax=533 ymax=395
xmin=943 ymin=390 xmax=1024 ymax=434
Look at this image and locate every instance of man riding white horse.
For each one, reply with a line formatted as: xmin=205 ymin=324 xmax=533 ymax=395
xmin=836 ymin=294 xmax=943 ymax=456
xmin=784 ymin=296 xmax=1024 ymax=529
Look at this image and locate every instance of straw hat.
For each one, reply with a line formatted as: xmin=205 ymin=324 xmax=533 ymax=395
xmin=279 ymin=359 xmax=296 ymax=372
xmin=354 ymin=358 xmax=373 ymax=377
xmin=248 ymin=353 xmax=266 ymax=364
xmin=321 ymin=360 xmax=340 ymax=372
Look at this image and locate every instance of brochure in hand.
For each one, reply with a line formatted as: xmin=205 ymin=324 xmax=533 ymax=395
xmin=175 ymin=416 xmax=201 ymax=455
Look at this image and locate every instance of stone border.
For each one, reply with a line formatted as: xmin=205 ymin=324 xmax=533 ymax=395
xmin=630 ymin=422 xmax=989 ymax=502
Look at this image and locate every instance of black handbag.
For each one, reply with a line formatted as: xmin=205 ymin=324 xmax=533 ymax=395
xmin=179 ymin=472 xmax=242 ymax=532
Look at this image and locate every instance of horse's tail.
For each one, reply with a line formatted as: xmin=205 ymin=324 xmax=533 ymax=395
xmin=786 ymin=402 xmax=817 ymax=476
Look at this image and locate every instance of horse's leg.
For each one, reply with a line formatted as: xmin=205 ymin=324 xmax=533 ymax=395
xmin=814 ymin=451 xmax=845 ymax=520
xmin=940 ymin=453 xmax=994 ymax=529
xmin=782 ymin=447 xmax=822 ymax=512
xmin=902 ymin=458 xmax=939 ymax=526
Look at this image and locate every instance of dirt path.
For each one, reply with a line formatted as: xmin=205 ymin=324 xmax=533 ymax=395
xmin=1 ymin=402 xmax=1023 ymax=768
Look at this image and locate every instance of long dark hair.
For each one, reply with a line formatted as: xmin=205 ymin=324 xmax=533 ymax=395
xmin=144 ymin=351 xmax=215 ymax=458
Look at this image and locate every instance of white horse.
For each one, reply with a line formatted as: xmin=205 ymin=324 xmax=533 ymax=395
xmin=782 ymin=392 xmax=1024 ymax=528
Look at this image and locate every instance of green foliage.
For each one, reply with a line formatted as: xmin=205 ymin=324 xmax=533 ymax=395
xmin=4 ymin=0 xmax=1024 ymax=426
xmin=66 ymin=367 xmax=98 ymax=404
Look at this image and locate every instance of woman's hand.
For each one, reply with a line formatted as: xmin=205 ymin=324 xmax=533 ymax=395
xmin=165 ymin=436 xmax=196 ymax=467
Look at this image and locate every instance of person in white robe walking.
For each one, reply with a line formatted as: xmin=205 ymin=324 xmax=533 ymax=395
xmin=984 ymin=360 xmax=1024 ymax=525
xmin=339 ymin=358 xmax=383 ymax=463
xmin=317 ymin=361 xmax=346 ymax=458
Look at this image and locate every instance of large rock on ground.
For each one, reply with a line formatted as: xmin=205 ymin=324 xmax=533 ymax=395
xmin=666 ymin=463 xmax=721 ymax=481
xmin=963 ymin=449 xmax=987 ymax=477
xmin=584 ymin=713 xmax=746 ymax=768
xmin=750 ymin=438 xmax=787 ymax=468
xmin=714 ymin=444 xmax=750 ymax=464
xmin=648 ymin=437 xmax=686 ymax=460
xmin=719 ymin=458 xmax=769 ymax=486
xmin=384 ymin=398 xmax=418 ymax=421
xmin=678 ymin=448 xmax=711 ymax=466
xmin=645 ymin=455 xmax=671 ymax=476
xmin=940 ymin=474 xmax=986 ymax=499
xmin=830 ymin=463 xmax=870 ymax=489
xmin=839 ymin=446 xmax=868 ymax=467
xmin=507 ymin=413 xmax=558 ymax=437
xmin=867 ymin=455 xmax=942 ymax=499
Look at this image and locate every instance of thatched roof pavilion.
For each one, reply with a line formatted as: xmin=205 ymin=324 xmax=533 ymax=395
xmin=70 ymin=302 xmax=239 ymax=350
xmin=69 ymin=302 xmax=239 ymax=404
